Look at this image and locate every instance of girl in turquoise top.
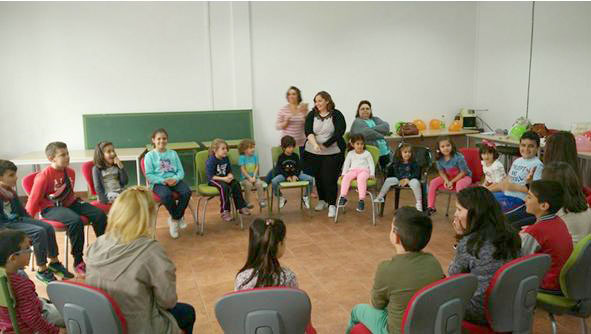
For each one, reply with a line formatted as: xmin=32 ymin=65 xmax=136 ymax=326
xmin=144 ymin=128 xmax=192 ymax=239
xmin=350 ymin=100 xmax=391 ymax=170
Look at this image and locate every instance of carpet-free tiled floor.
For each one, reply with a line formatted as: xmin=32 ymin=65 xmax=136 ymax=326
xmin=29 ymin=190 xmax=581 ymax=333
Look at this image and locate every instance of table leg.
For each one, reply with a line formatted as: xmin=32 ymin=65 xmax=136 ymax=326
xmin=136 ymin=157 xmax=142 ymax=186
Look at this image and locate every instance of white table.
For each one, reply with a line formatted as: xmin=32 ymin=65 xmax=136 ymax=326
xmin=386 ymin=128 xmax=480 ymax=148
xmin=10 ymin=147 xmax=147 ymax=185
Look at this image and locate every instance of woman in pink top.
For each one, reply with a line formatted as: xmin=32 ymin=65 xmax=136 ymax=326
xmin=276 ymin=86 xmax=308 ymax=156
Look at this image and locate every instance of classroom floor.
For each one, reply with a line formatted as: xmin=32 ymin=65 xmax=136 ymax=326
xmin=28 ymin=190 xmax=582 ymax=334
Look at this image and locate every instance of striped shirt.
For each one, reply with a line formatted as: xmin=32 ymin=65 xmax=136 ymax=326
xmin=276 ymin=105 xmax=307 ymax=147
xmin=0 ymin=271 xmax=60 ymax=334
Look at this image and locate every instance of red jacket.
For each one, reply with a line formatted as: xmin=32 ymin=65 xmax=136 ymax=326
xmin=25 ymin=166 xmax=76 ymax=217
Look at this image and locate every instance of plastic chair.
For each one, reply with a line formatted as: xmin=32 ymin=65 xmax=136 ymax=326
xmin=269 ymin=146 xmax=312 ymax=214
xmin=379 ymin=145 xmax=433 ymax=216
xmin=462 ymin=254 xmax=551 ymax=334
xmin=215 ymin=287 xmax=313 ymax=334
xmin=437 ymin=147 xmax=484 ymax=217
xmin=0 ymin=267 xmax=20 ymax=334
xmin=401 ymin=273 xmax=478 ymax=334
xmin=22 ymin=172 xmax=90 ymax=270
xmin=140 ymin=157 xmax=197 ymax=238
xmin=335 ymin=145 xmax=380 ymax=226
xmin=536 ymin=235 xmax=591 ymax=334
xmin=47 ymin=280 xmax=127 ymax=334
xmin=194 ymin=150 xmax=243 ymax=236
xmin=227 ymin=148 xmax=270 ymax=214
xmin=80 ymin=161 xmax=112 ymax=213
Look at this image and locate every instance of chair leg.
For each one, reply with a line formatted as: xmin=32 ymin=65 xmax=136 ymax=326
xmin=549 ymin=313 xmax=558 ymax=334
xmin=266 ymin=187 xmax=271 ymax=215
xmin=64 ymin=233 xmax=69 ymax=270
xmin=394 ymin=188 xmax=401 ymax=210
xmin=582 ymin=317 xmax=589 ymax=334
xmin=195 ymin=197 xmax=202 ymax=235
xmin=201 ymin=197 xmax=212 ymax=236
xmin=379 ymin=192 xmax=387 ymax=217
xmin=188 ymin=198 xmax=198 ymax=227
xmin=445 ymin=192 xmax=452 ymax=217
xmin=334 ymin=195 xmax=341 ymax=223
xmin=300 ymin=187 xmax=303 ymax=211
xmin=368 ymin=191 xmax=376 ymax=226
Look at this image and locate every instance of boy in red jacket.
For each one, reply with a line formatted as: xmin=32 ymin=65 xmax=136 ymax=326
xmin=25 ymin=142 xmax=107 ymax=275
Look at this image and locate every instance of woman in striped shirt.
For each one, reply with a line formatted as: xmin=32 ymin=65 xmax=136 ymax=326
xmin=276 ymin=86 xmax=308 ymax=156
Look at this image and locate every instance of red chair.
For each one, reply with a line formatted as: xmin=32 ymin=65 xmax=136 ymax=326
xmin=22 ymin=172 xmax=91 ymax=270
xmin=439 ymin=147 xmax=485 ymax=216
xmin=140 ymin=157 xmax=196 ymax=238
xmin=81 ymin=161 xmax=112 ymax=213
xmin=583 ymin=186 xmax=591 ymax=207
xmin=462 ymin=254 xmax=551 ymax=334
xmin=401 ymin=274 xmax=477 ymax=334
xmin=47 ymin=280 xmax=127 ymax=334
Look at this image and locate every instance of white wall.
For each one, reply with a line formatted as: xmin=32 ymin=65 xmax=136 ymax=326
xmin=473 ymin=1 xmax=591 ymax=132
xmin=1 ymin=1 xmax=480 ymax=192
xmin=250 ymin=1 xmax=478 ymax=168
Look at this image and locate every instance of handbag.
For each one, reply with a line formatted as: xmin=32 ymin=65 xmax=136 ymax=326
xmin=48 ymin=170 xmax=77 ymax=207
xmin=530 ymin=123 xmax=550 ymax=138
xmin=397 ymin=122 xmax=419 ymax=136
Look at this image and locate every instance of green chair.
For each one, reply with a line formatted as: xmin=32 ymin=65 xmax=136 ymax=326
xmin=227 ymin=149 xmax=269 ymax=214
xmin=335 ymin=145 xmax=380 ymax=226
xmin=536 ymin=235 xmax=591 ymax=334
xmin=0 ymin=267 xmax=20 ymax=334
xmin=195 ymin=150 xmax=243 ymax=235
xmin=269 ymin=146 xmax=312 ymax=214
xmin=343 ymin=131 xmax=351 ymax=145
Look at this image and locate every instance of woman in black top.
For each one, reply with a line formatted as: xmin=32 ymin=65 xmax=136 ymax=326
xmin=303 ymin=91 xmax=346 ymax=218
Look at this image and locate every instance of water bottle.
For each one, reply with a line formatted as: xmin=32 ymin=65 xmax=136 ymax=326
xmin=440 ymin=114 xmax=446 ymax=129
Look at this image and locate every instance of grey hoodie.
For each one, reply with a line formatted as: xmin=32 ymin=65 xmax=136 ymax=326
xmin=85 ymin=235 xmax=181 ymax=334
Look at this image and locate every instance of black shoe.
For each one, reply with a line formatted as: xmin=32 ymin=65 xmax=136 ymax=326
xmin=49 ymin=261 xmax=75 ymax=279
xmin=338 ymin=197 xmax=348 ymax=207
xmin=426 ymin=208 xmax=437 ymax=216
xmin=356 ymin=200 xmax=365 ymax=212
xmin=35 ymin=269 xmax=57 ymax=285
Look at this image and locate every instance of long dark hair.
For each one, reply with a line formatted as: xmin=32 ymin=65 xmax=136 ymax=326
xmin=542 ymin=161 xmax=588 ymax=213
xmin=238 ymin=218 xmax=287 ymax=288
xmin=434 ymin=136 xmax=458 ymax=160
xmin=312 ymin=91 xmax=335 ymax=114
xmin=456 ymin=187 xmax=521 ymax=260
xmin=347 ymin=133 xmax=366 ymax=151
xmin=93 ymin=141 xmax=114 ymax=169
xmin=394 ymin=142 xmax=414 ymax=163
xmin=355 ymin=100 xmax=372 ymax=118
xmin=544 ymin=131 xmax=581 ymax=180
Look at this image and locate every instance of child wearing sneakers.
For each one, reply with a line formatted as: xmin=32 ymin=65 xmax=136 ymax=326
xmin=238 ymin=139 xmax=267 ymax=209
xmin=25 ymin=142 xmax=107 ymax=275
xmin=374 ymin=143 xmax=422 ymax=211
xmin=0 ymin=160 xmax=73 ymax=283
xmin=0 ymin=229 xmax=65 ymax=334
xmin=272 ymin=136 xmax=314 ymax=209
xmin=144 ymin=128 xmax=193 ymax=239
xmin=346 ymin=207 xmax=444 ymax=334
xmin=521 ymin=180 xmax=573 ymax=292
xmin=206 ymin=138 xmax=250 ymax=221
xmin=338 ymin=134 xmax=375 ymax=212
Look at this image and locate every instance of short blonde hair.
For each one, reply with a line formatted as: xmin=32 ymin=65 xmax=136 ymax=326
xmin=209 ymin=138 xmax=228 ymax=156
xmin=106 ymin=186 xmax=156 ymax=244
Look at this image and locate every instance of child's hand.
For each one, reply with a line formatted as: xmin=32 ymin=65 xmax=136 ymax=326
xmin=293 ymin=175 xmax=299 ymax=181
xmin=114 ymin=156 xmax=124 ymax=169
xmin=227 ymin=174 xmax=234 ymax=182
xmin=452 ymin=217 xmax=465 ymax=235
xmin=400 ymin=179 xmax=409 ymax=187
xmin=166 ymin=179 xmax=177 ymax=186
xmin=313 ymin=143 xmax=322 ymax=153
xmin=444 ymin=180 xmax=453 ymax=190
xmin=526 ymin=167 xmax=536 ymax=184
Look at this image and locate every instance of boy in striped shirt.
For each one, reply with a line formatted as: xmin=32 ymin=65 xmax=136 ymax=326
xmin=0 ymin=229 xmax=65 ymax=334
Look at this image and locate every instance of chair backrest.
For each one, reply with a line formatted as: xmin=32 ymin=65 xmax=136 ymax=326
xmin=343 ymin=131 xmax=350 ymax=144
xmin=458 ymin=147 xmax=483 ymax=184
xmin=0 ymin=267 xmax=20 ymax=334
xmin=47 ymin=281 xmax=127 ymax=334
xmin=215 ymin=287 xmax=312 ymax=334
xmin=401 ymin=274 xmax=477 ymax=334
xmin=485 ymin=254 xmax=551 ymax=333
xmin=139 ymin=157 xmax=149 ymax=187
xmin=21 ymin=172 xmax=39 ymax=196
xmin=81 ymin=161 xmax=97 ymax=196
xmin=560 ymin=234 xmax=591 ymax=301
xmin=271 ymin=146 xmax=301 ymax=166
xmin=195 ymin=150 xmax=210 ymax=185
xmin=365 ymin=145 xmax=380 ymax=168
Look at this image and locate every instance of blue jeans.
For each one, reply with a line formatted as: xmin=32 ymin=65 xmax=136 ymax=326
xmin=169 ymin=303 xmax=195 ymax=333
xmin=492 ymin=191 xmax=524 ymax=213
xmin=153 ymin=180 xmax=192 ymax=220
xmin=271 ymin=172 xmax=314 ymax=196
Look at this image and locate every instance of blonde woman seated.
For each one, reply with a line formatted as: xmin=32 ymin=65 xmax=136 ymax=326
xmin=85 ymin=186 xmax=195 ymax=334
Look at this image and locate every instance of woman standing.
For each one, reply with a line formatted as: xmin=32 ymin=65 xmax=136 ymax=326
xmin=350 ymin=100 xmax=391 ymax=169
xmin=304 ymin=91 xmax=346 ymax=217
xmin=85 ymin=186 xmax=196 ymax=334
xmin=276 ymin=86 xmax=308 ymax=156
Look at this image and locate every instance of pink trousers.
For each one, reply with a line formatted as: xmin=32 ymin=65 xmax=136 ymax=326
xmin=427 ymin=175 xmax=472 ymax=208
xmin=340 ymin=168 xmax=370 ymax=200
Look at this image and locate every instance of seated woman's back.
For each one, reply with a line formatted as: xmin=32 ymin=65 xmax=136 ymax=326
xmin=85 ymin=186 xmax=190 ymax=334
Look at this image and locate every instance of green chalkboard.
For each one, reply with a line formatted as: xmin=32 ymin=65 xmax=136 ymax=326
xmin=83 ymin=110 xmax=253 ymax=187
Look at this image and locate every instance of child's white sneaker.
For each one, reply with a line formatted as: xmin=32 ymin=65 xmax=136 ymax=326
xmin=168 ymin=218 xmax=179 ymax=239
xmin=178 ymin=217 xmax=188 ymax=229
xmin=328 ymin=205 xmax=337 ymax=218
xmin=279 ymin=196 xmax=287 ymax=209
xmin=416 ymin=203 xmax=423 ymax=212
xmin=315 ymin=200 xmax=328 ymax=211
xmin=302 ymin=196 xmax=310 ymax=209
xmin=374 ymin=196 xmax=385 ymax=203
